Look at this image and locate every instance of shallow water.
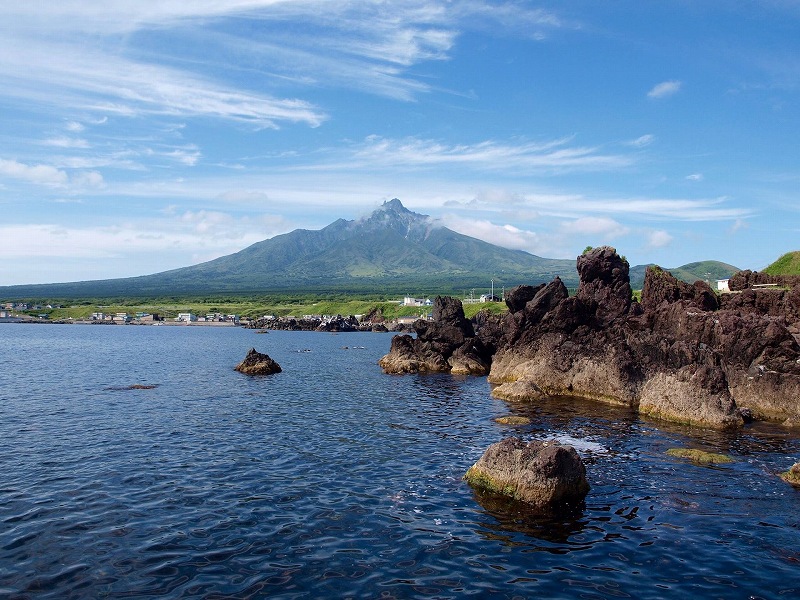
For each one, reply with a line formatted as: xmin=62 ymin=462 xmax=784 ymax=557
xmin=1 ymin=324 xmax=799 ymax=599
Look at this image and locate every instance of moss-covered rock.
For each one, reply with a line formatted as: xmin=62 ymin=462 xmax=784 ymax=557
xmin=464 ymin=437 xmax=589 ymax=508
xmin=494 ymin=415 xmax=533 ymax=425
xmin=666 ymin=448 xmax=734 ymax=464
xmin=780 ymin=462 xmax=800 ymax=486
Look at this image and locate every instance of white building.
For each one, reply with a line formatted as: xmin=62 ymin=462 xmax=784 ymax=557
xmin=717 ymin=279 xmax=730 ymax=292
xmin=402 ymin=297 xmax=431 ymax=307
xmin=176 ymin=313 xmax=197 ymax=322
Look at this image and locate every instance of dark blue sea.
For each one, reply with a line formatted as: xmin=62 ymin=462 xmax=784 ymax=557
xmin=1 ymin=324 xmax=799 ymax=599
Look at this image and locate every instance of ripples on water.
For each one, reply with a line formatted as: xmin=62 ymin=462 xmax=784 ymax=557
xmin=1 ymin=324 xmax=799 ymax=599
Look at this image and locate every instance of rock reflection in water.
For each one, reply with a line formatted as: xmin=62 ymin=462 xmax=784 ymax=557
xmin=471 ymin=487 xmax=587 ymax=548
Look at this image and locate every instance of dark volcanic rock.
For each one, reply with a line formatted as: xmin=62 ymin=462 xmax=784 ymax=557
xmin=490 ymin=246 xmax=800 ymax=427
xmin=641 ymin=266 xmax=718 ymax=312
xmin=379 ymin=296 xmax=492 ymax=375
xmin=235 ymin=348 xmax=282 ymax=375
xmin=464 ymin=437 xmax=590 ymax=508
xmin=728 ymin=270 xmax=800 ymax=292
xmin=380 ymin=244 xmax=800 ymax=428
xmin=719 ymin=286 xmax=800 ymax=330
xmin=505 ymin=284 xmax=543 ymax=314
xmin=574 ymin=246 xmax=633 ymax=326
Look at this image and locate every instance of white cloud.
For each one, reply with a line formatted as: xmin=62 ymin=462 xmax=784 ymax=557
xmin=728 ymin=218 xmax=748 ymax=234
xmin=0 ymin=158 xmax=69 ymax=187
xmin=43 ymin=136 xmax=90 ymax=149
xmin=647 ymin=80 xmax=682 ymax=99
xmin=439 ymin=214 xmax=551 ymax=254
xmin=628 ymin=134 xmax=655 ymax=147
xmin=72 ymin=171 xmax=105 ymax=188
xmin=0 ymin=209 xmax=290 ymax=284
xmin=561 ymin=216 xmax=630 ymax=239
xmin=646 ymin=230 xmax=673 ymax=248
xmin=165 ymin=147 xmax=202 ymax=166
xmin=65 ymin=121 xmax=85 ymax=132
xmin=686 ymin=173 xmax=704 ymax=181
xmin=348 ymin=135 xmax=633 ymax=172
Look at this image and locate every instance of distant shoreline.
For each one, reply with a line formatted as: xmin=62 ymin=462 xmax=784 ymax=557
xmin=0 ymin=317 xmax=241 ymax=327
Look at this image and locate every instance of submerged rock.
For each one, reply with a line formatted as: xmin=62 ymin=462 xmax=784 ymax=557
xmin=494 ymin=415 xmax=533 ymax=425
xmin=666 ymin=448 xmax=734 ymax=464
xmin=464 ymin=437 xmax=590 ymax=508
xmin=235 ymin=348 xmax=282 ymax=375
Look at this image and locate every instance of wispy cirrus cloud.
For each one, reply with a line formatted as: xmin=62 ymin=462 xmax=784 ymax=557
xmin=1 ymin=1 xmax=571 ymax=126
xmin=452 ymin=188 xmax=753 ymax=222
xmin=345 ymin=135 xmax=633 ymax=172
xmin=42 ymin=137 xmax=91 ymax=149
xmin=648 ymin=80 xmax=683 ymax=99
xmin=627 ymin=134 xmax=655 ymax=148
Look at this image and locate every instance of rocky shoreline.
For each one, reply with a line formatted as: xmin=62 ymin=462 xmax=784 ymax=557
xmin=380 ymin=246 xmax=800 ymax=430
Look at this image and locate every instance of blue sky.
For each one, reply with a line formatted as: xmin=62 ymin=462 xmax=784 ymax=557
xmin=2 ymin=1 xmax=798 ymax=285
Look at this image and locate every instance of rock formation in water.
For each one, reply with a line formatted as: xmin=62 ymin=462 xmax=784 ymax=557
xmin=378 ymin=296 xmax=493 ymax=375
xmin=490 ymin=246 xmax=800 ymax=428
xmin=780 ymin=462 xmax=800 ymax=486
xmin=464 ymin=437 xmax=590 ymax=508
xmin=380 ymin=245 xmax=800 ymax=428
xmin=235 ymin=348 xmax=282 ymax=375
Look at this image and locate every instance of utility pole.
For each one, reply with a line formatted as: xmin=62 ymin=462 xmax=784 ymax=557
xmin=491 ymin=279 xmax=494 ymax=300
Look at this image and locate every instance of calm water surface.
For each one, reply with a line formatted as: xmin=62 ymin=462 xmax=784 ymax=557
xmin=1 ymin=324 xmax=799 ymax=599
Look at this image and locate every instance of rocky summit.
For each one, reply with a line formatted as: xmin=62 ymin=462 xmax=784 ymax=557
xmin=380 ymin=246 xmax=800 ymax=429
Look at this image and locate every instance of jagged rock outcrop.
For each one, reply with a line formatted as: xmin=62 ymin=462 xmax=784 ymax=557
xmin=247 ymin=314 xmax=361 ymax=332
xmin=378 ymin=296 xmax=492 ymax=375
xmin=488 ymin=247 xmax=800 ymax=428
xmin=464 ymin=437 xmax=590 ymax=508
xmin=728 ymin=270 xmax=800 ymax=292
xmin=235 ymin=348 xmax=282 ymax=375
xmin=379 ymin=245 xmax=800 ymax=428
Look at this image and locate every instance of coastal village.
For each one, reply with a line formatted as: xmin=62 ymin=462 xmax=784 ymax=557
xmin=0 ymin=291 xmax=508 ymax=327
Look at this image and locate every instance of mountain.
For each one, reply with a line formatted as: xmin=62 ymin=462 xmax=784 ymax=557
xmin=0 ymin=199 xmax=742 ymax=299
xmin=628 ymin=260 xmax=741 ymax=289
xmin=0 ymin=199 xmax=577 ymax=298
xmin=764 ymin=251 xmax=800 ymax=275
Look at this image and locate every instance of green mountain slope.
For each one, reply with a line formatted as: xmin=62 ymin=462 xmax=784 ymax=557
xmin=0 ymin=200 xmax=577 ymax=299
xmin=628 ymin=260 xmax=740 ymax=289
xmin=0 ymin=199 xmax=742 ymax=299
xmin=764 ymin=251 xmax=800 ymax=275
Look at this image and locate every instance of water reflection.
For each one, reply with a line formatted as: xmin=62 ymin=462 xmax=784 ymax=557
xmin=471 ymin=487 xmax=587 ymax=547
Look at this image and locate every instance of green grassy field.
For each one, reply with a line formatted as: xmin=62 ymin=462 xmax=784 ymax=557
xmin=18 ymin=295 xmax=509 ymax=322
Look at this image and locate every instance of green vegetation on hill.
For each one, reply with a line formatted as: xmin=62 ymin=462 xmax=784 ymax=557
xmin=0 ymin=199 xmax=577 ymax=299
xmin=13 ymin=294 xmax=509 ymax=322
xmin=764 ymin=251 xmax=800 ymax=275
xmin=628 ymin=260 xmax=739 ymax=289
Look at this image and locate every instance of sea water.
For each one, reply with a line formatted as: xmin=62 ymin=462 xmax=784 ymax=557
xmin=1 ymin=324 xmax=799 ymax=599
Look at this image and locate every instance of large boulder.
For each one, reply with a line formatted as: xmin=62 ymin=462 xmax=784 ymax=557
xmin=235 ymin=348 xmax=282 ymax=375
xmin=379 ymin=296 xmax=491 ymax=375
xmin=464 ymin=437 xmax=590 ymax=508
